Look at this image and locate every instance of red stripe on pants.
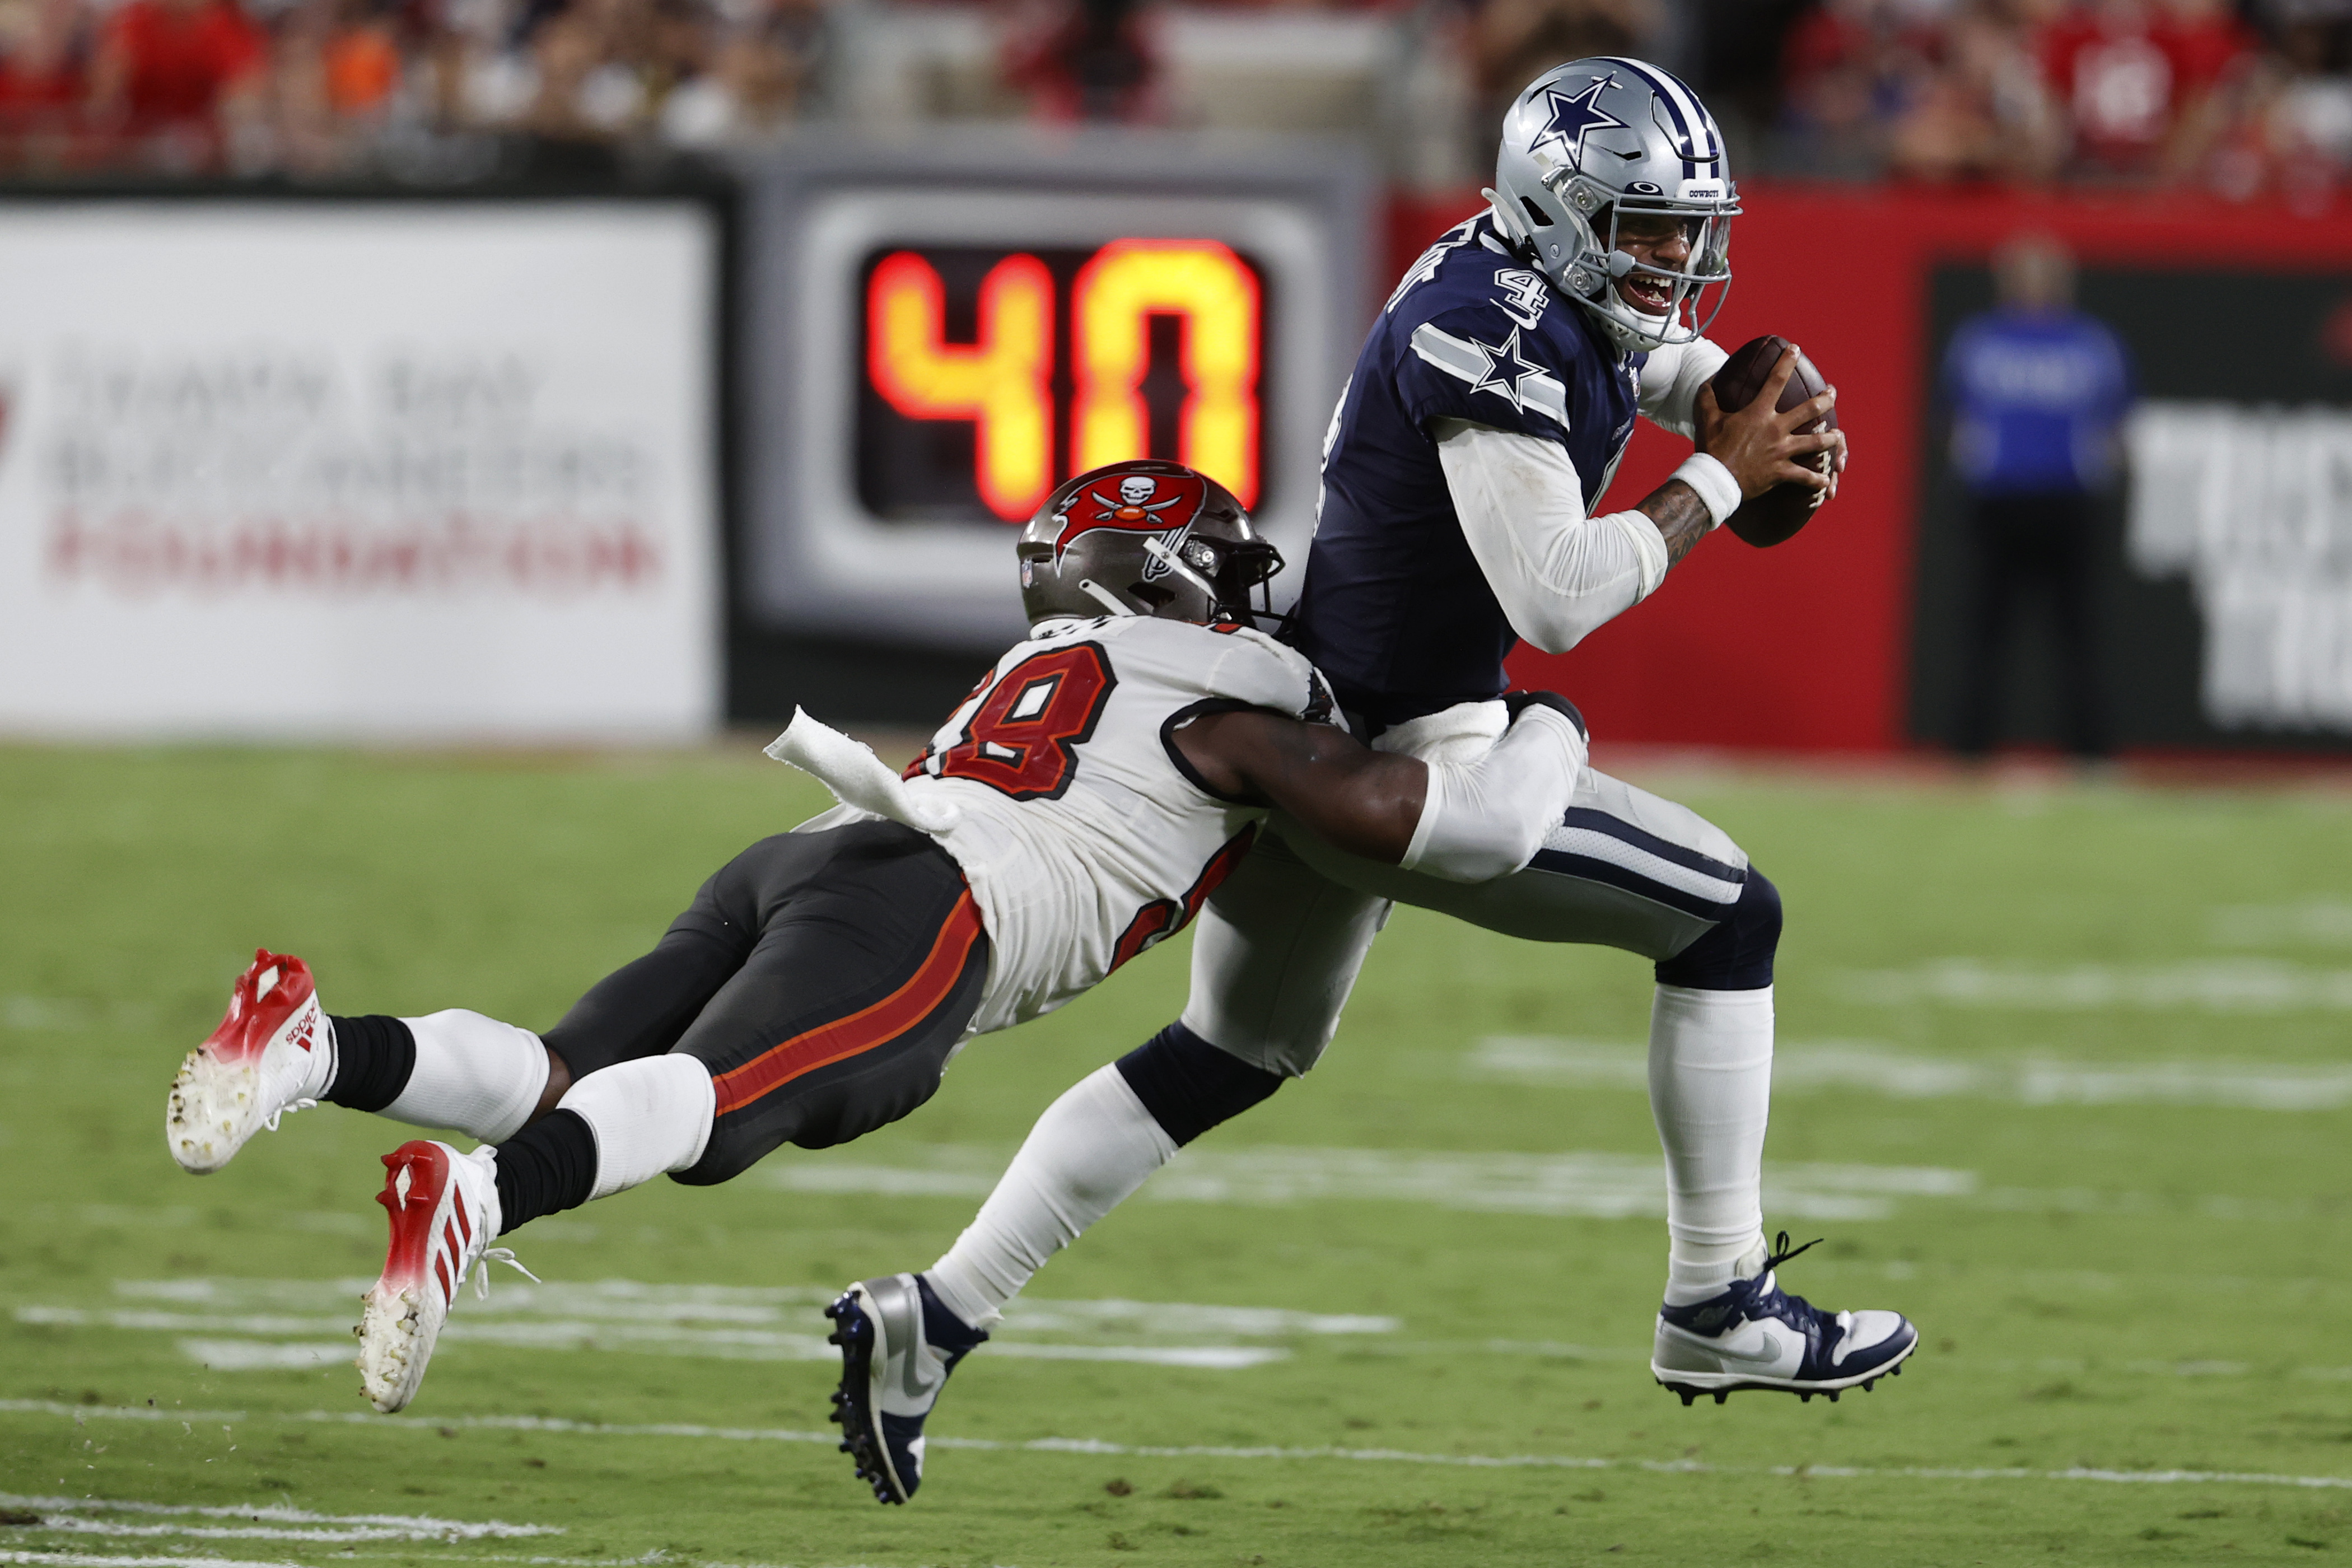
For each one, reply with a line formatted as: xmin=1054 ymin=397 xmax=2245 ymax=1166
xmin=708 ymin=890 xmax=985 ymax=1118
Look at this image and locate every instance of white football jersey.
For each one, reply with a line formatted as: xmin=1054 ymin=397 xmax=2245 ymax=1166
xmin=897 ymin=614 xmax=1340 ymax=1036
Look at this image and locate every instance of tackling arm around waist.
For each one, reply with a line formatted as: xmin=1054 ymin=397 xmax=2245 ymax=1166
xmin=1171 ymin=698 xmax=1587 ymax=883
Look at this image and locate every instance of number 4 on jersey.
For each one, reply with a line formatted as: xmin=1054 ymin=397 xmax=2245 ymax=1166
xmin=935 ymin=644 xmax=1117 ymax=800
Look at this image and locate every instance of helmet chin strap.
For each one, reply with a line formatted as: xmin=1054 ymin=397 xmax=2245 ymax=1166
xmin=1481 ymin=188 xmax=1527 ymax=244
xmin=1076 ymin=578 xmax=1138 ymax=617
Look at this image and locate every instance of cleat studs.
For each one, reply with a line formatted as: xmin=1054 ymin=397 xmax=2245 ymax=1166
xmin=1799 ymin=1392 xmax=1812 ymax=1402
xmin=1826 ymin=1390 xmax=1839 ymax=1403
xmin=1712 ymin=1391 xmax=1728 ymax=1405
xmin=1678 ymin=1390 xmax=1695 ymax=1406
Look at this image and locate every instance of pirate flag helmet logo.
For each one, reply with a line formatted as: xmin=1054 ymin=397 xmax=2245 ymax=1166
xmin=1015 ymin=459 xmax=1284 ymax=631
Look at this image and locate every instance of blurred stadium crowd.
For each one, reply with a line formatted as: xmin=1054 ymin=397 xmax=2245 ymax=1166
xmin=0 ymin=0 xmax=2342 ymax=199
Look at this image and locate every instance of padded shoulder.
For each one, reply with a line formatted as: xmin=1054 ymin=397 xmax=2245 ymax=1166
xmin=1103 ymin=618 xmax=1339 ymax=727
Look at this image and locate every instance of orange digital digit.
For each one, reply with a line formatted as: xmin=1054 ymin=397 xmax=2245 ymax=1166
xmin=867 ymin=250 xmax=1055 ymax=522
xmin=1070 ymin=240 xmax=1262 ymax=508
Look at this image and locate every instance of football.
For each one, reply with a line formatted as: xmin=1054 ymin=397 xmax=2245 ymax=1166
xmin=1709 ymin=334 xmax=1838 ymax=548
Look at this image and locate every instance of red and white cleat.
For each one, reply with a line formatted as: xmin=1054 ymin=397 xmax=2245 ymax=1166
xmin=354 ymin=1139 xmax=532 ymax=1415
xmin=166 ymin=950 xmax=334 ymax=1174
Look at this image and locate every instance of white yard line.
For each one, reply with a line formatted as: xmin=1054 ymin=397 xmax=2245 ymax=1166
xmin=22 ymin=1520 xmax=525 ymax=1544
xmin=0 ymin=1552 xmax=311 ymax=1568
xmin=1472 ymin=1037 xmax=2352 ymax=1110
xmin=5 ymin=1401 xmax=2348 ymax=1492
xmin=0 ymin=1492 xmax=557 ymax=1538
xmin=1833 ymin=959 xmax=2352 ymax=1012
xmin=2211 ymin=900 xmax=2352 ymax=947
xmin=763 ymin=1145 xmax=1975 ymax=1223
xmin=22 ymin=1306 xmax=1303 ymax=1371
xmin=109 ymin=1278 xmax=1397 ymax=1337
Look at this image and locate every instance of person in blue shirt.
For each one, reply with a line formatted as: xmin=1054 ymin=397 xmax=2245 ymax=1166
xmin=1943 ymin=232 xmax=2132 ymax=758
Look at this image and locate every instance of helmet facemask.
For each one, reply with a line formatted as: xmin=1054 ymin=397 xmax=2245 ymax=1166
xmin=1488 ymin=58 xmax=1740 ymax=355
xmin=1566 ymin=185 xmax=1733 ymax=349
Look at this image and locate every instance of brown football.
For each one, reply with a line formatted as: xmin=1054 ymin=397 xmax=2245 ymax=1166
xmin=1708 ymin=334 xmax=1837 ymax=548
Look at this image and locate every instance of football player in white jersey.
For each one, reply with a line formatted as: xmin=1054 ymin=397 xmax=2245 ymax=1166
xmin=853 ymin=57 xmax=1915 ymax=1483
xmin=160 ymin=459 xmax=1588 ymax=1438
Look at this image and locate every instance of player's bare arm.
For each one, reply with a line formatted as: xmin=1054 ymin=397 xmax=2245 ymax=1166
xmin=1170 ymin=709 xmax=1426 ymax=863
xmin=1633 ymin=478 xmax=1717 ymax=568
xmin=1173 ymin=693 xmax=1588 ymax=883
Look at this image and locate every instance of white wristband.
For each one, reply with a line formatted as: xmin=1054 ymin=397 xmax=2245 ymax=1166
xmin=1672 ymin=452 xmax=1742 ymax=529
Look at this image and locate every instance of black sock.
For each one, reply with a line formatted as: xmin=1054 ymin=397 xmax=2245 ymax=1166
xmin=916 ymin=1273 xmax=990 ymax=1350
xmin=324 ymin=1015 xmax=416 ymax=1112
xmin=493 ymin=1109 xmax=599 ymax=1234
xmin=1113 ymin=1021 xmax=1283 ymax=1147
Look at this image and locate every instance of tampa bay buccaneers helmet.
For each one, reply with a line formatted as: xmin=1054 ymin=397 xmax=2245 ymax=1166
xmin=1015 ymin=460 xmax=1285 ymax=631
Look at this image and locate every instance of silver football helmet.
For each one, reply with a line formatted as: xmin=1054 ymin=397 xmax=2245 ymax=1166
xmin=1487 ymin=57 xmax=1739 ymax=354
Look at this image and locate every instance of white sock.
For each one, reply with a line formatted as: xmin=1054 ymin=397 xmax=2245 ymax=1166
xmin=558 ymin=1055 xmax=715 ymax=1200
xmin=925 ymin=1065 xmax=1178 ymax=1331
xmin=380 ymin=1010 xmax=550 ymax=1144
xmin=1650 ymin=983 xmax=1774 ymax=1305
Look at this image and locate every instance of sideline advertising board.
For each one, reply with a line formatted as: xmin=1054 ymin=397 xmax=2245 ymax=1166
xmin=0 ymin=199 xmax=722 ymax=743
xmin=741 ymin=132 xmax=1374 ymax=653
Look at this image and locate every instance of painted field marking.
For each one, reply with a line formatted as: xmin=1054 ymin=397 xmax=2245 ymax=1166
xmin=0 ymin=1552 xmax=308 ymax=1568
xmin=16 ymin=1279 xmax=1389 ymax=1374
xmin=2212 ymin=900 xmax=2352 ymax=948
xmin=1471 ymin=1037 xmax=2352 ymax=1111
xmin=176 ymin=1341 xmax=352 ymax=1371
xmin=4 ymin=1400 xmax=2348 ymax=1494
xmin=112 ymin=1277 xmax=1398 ymax=1338
xmin=0 ymin=1494 xmax=557 ymax=1541
xmin=1833 ymin=959 xmax=2352 ymax=1012
xmin=763 ymin=1145 xmax=1975 ymax=1223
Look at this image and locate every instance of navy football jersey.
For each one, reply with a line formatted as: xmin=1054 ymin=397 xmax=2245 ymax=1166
xmin=1294 ymin=211 xmax=1645 ymax=729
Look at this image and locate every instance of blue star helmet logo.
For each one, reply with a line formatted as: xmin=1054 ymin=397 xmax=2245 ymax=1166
xmin=1532 ymin=74 xmax=1629 ymax=169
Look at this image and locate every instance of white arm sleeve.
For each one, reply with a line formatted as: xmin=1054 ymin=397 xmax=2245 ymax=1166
xmin=1636 ymin=335 xmax=1731 ymax=440
xmin=1399 ymin=699 xmax=1588 ymax=883
xmin=1435 ymin=417 xmax=1669 ymax=656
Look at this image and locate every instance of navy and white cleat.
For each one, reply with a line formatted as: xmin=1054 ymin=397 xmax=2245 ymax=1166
xmin=1652 ymin=1232 xmax=1917 ymax=1406
xmin=824 ymin=1272 xmax=987 ymax=1505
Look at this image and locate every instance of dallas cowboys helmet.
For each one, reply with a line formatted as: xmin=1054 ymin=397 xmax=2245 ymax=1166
xmin=1015 ymin=459 xmax=1285 ymax=631
xmin=1488 ymin=57 xmax=1739 ymax=354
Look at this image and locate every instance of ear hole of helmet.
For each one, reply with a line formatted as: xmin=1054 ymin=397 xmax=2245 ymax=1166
xmin=1519 ymin=196 xmax=1554 ymax=229
xmin=1128 ymin=582 xmax=1177 ymax=610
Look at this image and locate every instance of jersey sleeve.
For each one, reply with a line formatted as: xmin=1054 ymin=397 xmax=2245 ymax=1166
xmin=1393 ymin=299 xmax=1582 ymax=447
xmin=1636 ymin=336 xmax=1728 ymax=441
xmin=1193 ymin=626 xmax=1342 ymax=727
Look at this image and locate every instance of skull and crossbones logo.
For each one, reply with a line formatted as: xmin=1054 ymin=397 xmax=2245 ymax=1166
xmin=1046 ymin=470 xmax=1211 ymax=576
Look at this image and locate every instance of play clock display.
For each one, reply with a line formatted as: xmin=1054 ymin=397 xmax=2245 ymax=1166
xmin=861 ymin=240 xmax=1268 ymax=523
xmin=743 ymin=142 xmax=1368 ymax=648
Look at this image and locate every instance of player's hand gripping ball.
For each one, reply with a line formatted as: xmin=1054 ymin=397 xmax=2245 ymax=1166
xmin=1709 ymin=335 xmax=1838 ymax=548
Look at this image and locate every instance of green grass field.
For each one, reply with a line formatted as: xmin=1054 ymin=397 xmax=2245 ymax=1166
xmin=6 ymin=741 xmax=2352 ymax=1567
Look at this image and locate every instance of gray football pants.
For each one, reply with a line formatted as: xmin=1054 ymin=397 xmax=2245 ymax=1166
xmin=1182 ymin=763 xmax=1754 ymax=1077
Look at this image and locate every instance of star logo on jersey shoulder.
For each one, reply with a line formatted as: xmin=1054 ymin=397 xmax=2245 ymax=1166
xmin=1465 ymin=327 xmax=1551 ymax=413
xmin=1532 ymin=75 xmax=1628 ymax=169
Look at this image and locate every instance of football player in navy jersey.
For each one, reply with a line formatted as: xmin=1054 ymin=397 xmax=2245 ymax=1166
xmin=854 ymin=58 xmax=1916 ymax=1482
